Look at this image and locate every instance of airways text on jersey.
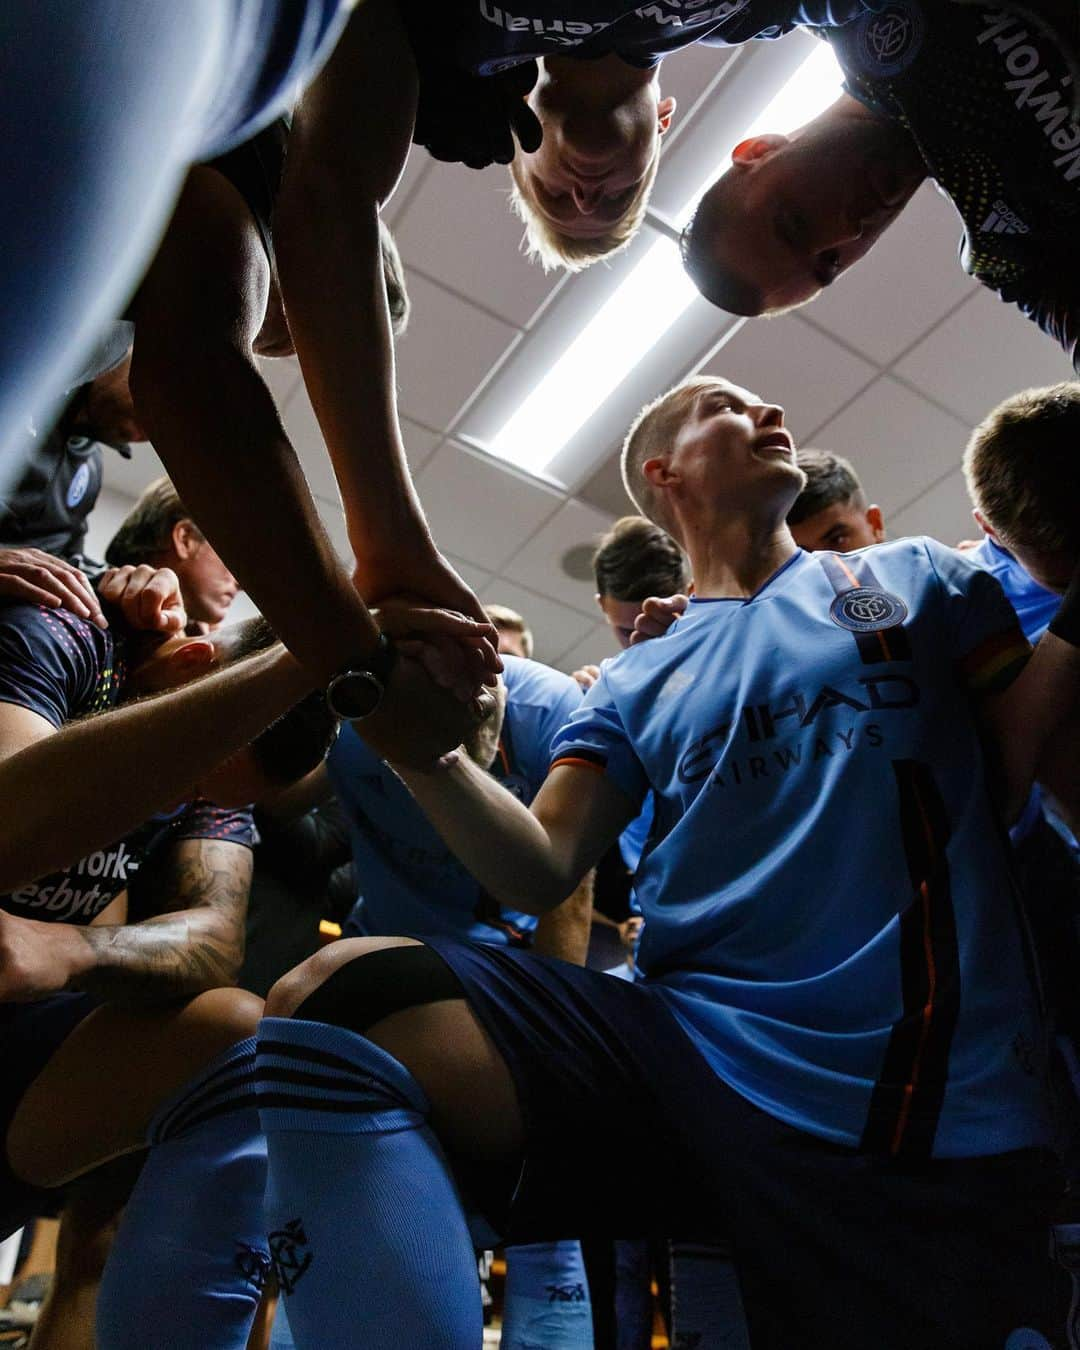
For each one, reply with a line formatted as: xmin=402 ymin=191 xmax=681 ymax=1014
xmin=677 ymin=673 xmax=919 ymax=787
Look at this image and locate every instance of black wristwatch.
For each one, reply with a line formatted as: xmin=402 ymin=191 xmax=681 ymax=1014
xmin=324 ymin=635 xmax=398 ymax=720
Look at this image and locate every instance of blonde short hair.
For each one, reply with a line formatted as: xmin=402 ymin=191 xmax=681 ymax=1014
xmin=484 ymin=603 xmax=534 ymax=659
xmin=963 ymin=382 xmax=1080 ymax=555
xmin=619 ymin=378 xmax=725 ymax=529
xmin=508 ymin=150 xmax=660 ymax=274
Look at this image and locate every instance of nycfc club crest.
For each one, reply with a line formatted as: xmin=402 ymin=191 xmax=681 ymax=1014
xmin=829 ymin=587 xmax=908 ymax=633
xmin=853 ymin=1 xmax=925 ymax=77
xmin=66 ymin=461 xmax=91 ymax=509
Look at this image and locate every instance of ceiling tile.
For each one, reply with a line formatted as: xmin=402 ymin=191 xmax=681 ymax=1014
xmin=894 ymin=288 xmax=1075 ymax=428
xmin=281 ymin=386 xmax=441 ymax=506
xmin=889 ymin=465 xmax=976 ymax=549
xmin=503 ymin=498 xmax=615 ymax=617
xmin=416 ymin=440 xmax=562 ymax=572
xmin=478 ymin=578 xmax=594 ymax=667
xmin=395 ymin=161 xmax=560 ymax=329
xmin=445 ymin=552 xmax=494 ymax=597
xmin=101 ymin=441 xmax=165 ymax=499
xmin=256 ymin=355 xmax=302 ymax=413
xmin=800 ymin=183 xmax=978 ymax=367
xmin=395 ymin=273 xmax=519 ymax=430
xmin=810 ymin=375 xmax=969 ymax=516
xmin=577 ymin=447 xmax=635 ymax=518
xmin=702 ymin=313 xmax=876 ymax=443
xmin=657 ymin=41 xmax=735 ymax=138
xmin=552 ymin=620 xmax=623 ymax=677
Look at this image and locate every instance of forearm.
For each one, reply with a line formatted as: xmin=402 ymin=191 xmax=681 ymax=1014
xmin=0 ymin=648 xmax=309 ymax=894
xmin=66 ymin=909 xmax=243 ymax=1008
xmin=276 ymin=0 xmax=429 ymax=577
xmin=987 ymin=630 xmax=1080 ymax=823
xmin=532 ymin=871 xmax=594 ymax=965
xmin=132 ymin=338 xmax=380 ymax=683
xmin=398 ymin=756 xmax=579 ymax=914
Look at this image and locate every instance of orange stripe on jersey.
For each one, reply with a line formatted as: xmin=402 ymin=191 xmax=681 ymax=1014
xmin=550 ymin=756 xmax=607 ymax=775
xmin=836 ymin=557 xmax=862 ymax=590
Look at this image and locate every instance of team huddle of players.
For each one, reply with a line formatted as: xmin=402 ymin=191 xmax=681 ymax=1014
xmin=1 ymin=2 xmax=1079 ymax=1348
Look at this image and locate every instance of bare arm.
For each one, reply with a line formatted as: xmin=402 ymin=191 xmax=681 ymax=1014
xmin=979 ymin=628 xmax=1080 ymax=825
xmin=398 ymin=754 xmax=635 ymax=914
xmin=68 ymin=838 xmax=251 ymax=1006
xmin=0 ymin=839 xmax=252 ymax=1009
xmin=275 ymin=0 xmax=490 ymax=623
xmin=130 ymin=166 xmax=381 ymax=685
xmin=533 ymin=870 xmax=594 ymax=965
xmin=0 ymin=645 xmax=309 ymax=894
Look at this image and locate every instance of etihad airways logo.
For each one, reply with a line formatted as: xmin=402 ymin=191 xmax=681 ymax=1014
xmin=477 ymin=0 xmax=746 ymax=43
xmin=676 ymin=674 xmax=918 ymax=787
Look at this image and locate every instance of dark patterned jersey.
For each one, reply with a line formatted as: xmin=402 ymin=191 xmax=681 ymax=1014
xmin=824 ymin=2 xmax=1080 ymax=370
xmin=0 ymin=601 xmax=254 ymax=924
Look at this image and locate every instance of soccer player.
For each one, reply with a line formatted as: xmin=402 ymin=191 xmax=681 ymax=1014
xmin=253 ymin=373 xmax=1078 ymax=1348
xmin=106 ymin=477 xmax=239 ymax=631
xmin=485 ymin=604 xmax=534 ymax=662
xmin=0 ymin=581 xmax=339 ymax=1348
xmin=319 ymin=653 xmax=593 ymax=1350
xmin=681 ymin=2 xmax=1080 ymax=371
xmin=787 ymin=448 xmax=886 ymax=553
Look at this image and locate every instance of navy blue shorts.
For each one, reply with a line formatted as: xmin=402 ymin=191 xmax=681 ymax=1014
xmin=422 ymin=938 xmax=1072 ymax=1350
xmin=0 ymin=993 xmax=99 ymax=1238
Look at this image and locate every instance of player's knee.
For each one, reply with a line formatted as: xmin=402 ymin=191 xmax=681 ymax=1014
xmin=264 ymin=936 xmax=423 ymax=1020
xmin=265 ymin=940 xmax=464 ymax=1038
xmin=179 ymin=985 xmax=264 ymax=1053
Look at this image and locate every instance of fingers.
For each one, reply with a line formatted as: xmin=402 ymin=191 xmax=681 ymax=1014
xmin=630 ymin=594 xmax=689 ymax=645
xmin=98 ymin=565 xmax=187 ymax=634
xmin=0 ymin=548 xmax=105 ymax=627
xmin=573 ymin=665 xmax=600 ymax=691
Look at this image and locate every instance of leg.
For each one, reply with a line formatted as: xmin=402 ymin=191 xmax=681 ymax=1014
xmin=4 ymin=988 xmax=267 ymax=1350
xmin=0 ymin=0 xmax=226 ymax=460
xmin=28 ymin=1155 xmax=143 ymax=1350
xmin=501 ymin=1241 xmax=593 ymax=1350
xmin=258 ymin=939 xmax=524 ymax=1349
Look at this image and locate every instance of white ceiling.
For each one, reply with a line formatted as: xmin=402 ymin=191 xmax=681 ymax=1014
xmin=93 ymin=31 xmax=1074 ymax=673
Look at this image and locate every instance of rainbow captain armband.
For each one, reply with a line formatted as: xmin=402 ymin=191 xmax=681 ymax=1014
xmin=958 ymin=626 xmax=1032 ymax=695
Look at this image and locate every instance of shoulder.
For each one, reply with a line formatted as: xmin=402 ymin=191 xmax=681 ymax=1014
xmin=501 ymin=654 xmax=582 ymax=707
xmin=169 ymin=799 xmax=257 ymax=852
xmin=0 ymin=601 xmax=117 ymax=721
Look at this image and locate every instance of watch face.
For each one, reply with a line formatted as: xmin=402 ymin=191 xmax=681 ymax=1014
xmin=327 ymin=670 xmax=383 ymax=720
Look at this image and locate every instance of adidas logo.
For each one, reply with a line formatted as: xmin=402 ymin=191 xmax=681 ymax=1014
xmin=979 ymin=199 xmax=1029 ymax=235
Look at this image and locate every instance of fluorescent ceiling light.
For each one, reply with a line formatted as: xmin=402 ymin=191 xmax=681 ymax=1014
xmin=488 ymin=41 xmax=844 ymax=475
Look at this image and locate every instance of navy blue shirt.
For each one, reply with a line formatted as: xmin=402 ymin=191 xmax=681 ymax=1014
xmin=0 ymin=602 xmax=254 ymax=925
xmin=824 ymin=2 xmax=1080 ymax=371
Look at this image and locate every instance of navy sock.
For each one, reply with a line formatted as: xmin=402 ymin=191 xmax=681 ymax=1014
xmin=502 ymin=1241 xmax=593 ymax=1349
xmin=257 ymin=1016 xmax=481 ymax=1348
xmin=97 ymin=1038 xmax=270 ymax=1350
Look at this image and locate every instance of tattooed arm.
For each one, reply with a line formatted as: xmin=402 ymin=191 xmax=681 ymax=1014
xmin=0 ymin=839 xmax=252 ymax=1008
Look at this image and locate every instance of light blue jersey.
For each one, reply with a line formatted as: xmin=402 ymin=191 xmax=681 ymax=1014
xmin=967 ymin=536 xmax=1061 ymax=646
xmin=551 ymin=539 xmax=1049 ymax=1159
xmin=330 ymin=655 xmax=582 ymax=945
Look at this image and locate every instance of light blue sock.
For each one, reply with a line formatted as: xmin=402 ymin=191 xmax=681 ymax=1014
xmin=256 ymin=1016 xmax=482 ymax=1349
xmin=502 ymin=1241 xmax=594 ymax=1349
xmin=97 ymin=1038 xmax=269 ymax=1350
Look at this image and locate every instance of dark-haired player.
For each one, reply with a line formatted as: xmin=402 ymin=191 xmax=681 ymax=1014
xmin=252 ymin=373 xmax=1079 ymax=1347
